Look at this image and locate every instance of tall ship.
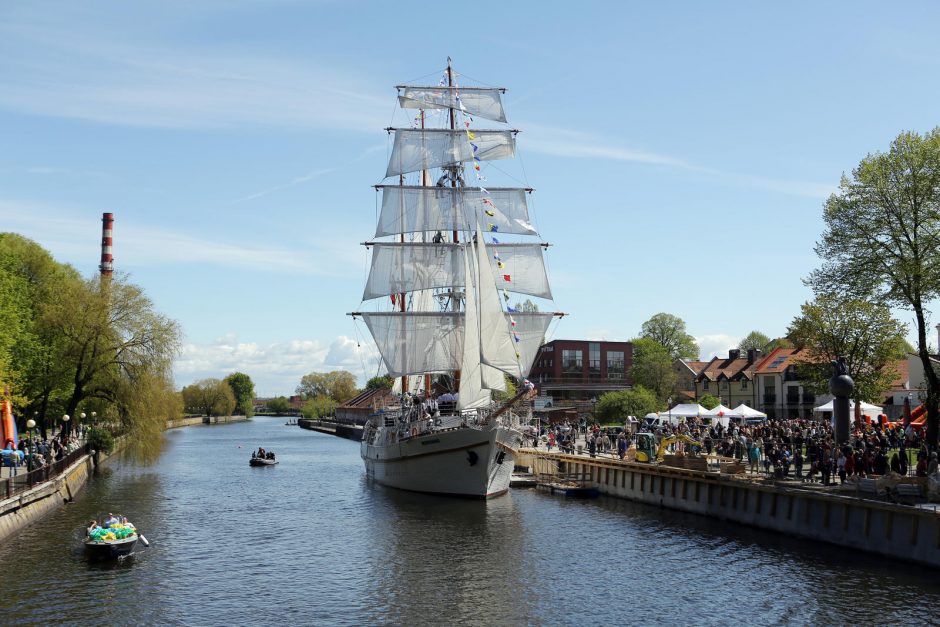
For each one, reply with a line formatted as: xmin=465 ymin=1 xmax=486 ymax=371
xmin=351 ymin=59 xmax=560 ymax=498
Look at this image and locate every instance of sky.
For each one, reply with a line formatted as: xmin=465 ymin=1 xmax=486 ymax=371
xmin=3 ymin=1 xmax=940 ymax=396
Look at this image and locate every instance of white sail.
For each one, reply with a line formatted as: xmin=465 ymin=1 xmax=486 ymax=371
xmin=363 ymin=242 xmax=551 ymax=301
xmin=361 ymin=312 xmax=462 ymax=377
xmin=398 ymin=86 xmax=507 ymax=123
xmin=506 ymin=312 xmax=555 ymax=377
xmin=386 ymin=129 xmax=516 ymax=178
xmin=375 ymin=186 xmax=536 ymax=237
xmin=482 ymin=364 xmax=507 ymax=391
xmin=474 ymin=226 xmax=522 ymax=378
xmin=458 ymin=244 xmax=489 ymax=409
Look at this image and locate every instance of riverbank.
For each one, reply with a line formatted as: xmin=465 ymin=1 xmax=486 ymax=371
xmin=0 ymin=438 xmax=126 ymax=544
xmin=297 ymin=418 xmax=362 ymax=441
xmin=520 ymin=448 xmax=940 ymax=569
xmin=166 ymin=415 xmax=250 ymax=429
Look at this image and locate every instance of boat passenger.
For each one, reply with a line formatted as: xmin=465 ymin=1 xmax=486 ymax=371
xmin=103 ymin=513 xmax=119 ymax=528
xmin=86 ymin=519 xmax=99 ymax=536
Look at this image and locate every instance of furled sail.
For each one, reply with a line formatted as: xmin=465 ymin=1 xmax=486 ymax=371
xmin=363 ymin=242 xmax=552 ymax=301
xmin=398 ymin=86 xmax=507 ymax=123
xmin=375 ymin=186 xmax=536 ymax=237
xmin=386 ymin=129 xmax=516 ymax=178
xmin=361 ymin=312 xmax=462 ymax=377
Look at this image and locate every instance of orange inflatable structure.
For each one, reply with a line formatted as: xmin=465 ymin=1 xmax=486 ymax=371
xmin=1 ymin=398 xmax=17 ymax=448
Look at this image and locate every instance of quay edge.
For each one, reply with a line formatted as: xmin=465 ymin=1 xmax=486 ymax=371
xmin=519 ymin=450 xmax=940 ymax=570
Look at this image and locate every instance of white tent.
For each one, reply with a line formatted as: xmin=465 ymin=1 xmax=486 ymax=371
xmin=664 ymin=403 xmax=708 ymax=418
xmin=813 ymin=400 xmax=882 ymax=417
xmin=703 ymin=404 xmax=736 ymax=427
xmin=731 ymin=403 xmax=767 ymax=421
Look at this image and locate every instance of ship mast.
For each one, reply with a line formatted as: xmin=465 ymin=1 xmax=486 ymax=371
xmin=447 ymin=56 xmax=461 ymax=395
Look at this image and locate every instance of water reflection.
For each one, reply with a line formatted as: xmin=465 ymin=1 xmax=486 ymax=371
xmin=1 ymin=417 xmax=939 ymax=626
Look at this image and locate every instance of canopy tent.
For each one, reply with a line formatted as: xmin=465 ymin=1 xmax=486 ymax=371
xmin=702 ymin=404 xmax=735 ymax=427
xmin=663 ymin=403 xmax=709 ymax=418
xmin=731 ymin=403 xmax=767 ymax=420
xmin=813 ymin=400 xmax=883 ymax=417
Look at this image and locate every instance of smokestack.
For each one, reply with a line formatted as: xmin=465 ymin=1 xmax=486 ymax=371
xmin=99 ymin=212 xmax=114 ymax=276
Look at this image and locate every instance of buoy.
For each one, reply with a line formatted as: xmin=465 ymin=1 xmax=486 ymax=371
xmin=139 ymin=534 xmax=150 ymax=547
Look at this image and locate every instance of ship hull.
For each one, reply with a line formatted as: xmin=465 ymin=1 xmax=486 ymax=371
xmin=361 ymin=423 xmax=520 ymax=498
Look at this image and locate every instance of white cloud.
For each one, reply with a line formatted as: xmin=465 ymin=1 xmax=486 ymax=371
xmin=695 ymin=333 xmax=740 ymax=361
xmin=521 ymin=122 xmax=834 ymax=199
xmin=0 ymin=197 xmax=364 ymax=277
xmin=0 ymin=20 xmax=388 ymax=132
xmin=174 ymin=333 xmax=380 ymax=397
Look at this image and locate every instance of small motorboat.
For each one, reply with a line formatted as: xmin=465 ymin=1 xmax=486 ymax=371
xmin=249 ymin=456 xmax=278 ymax=466
xmin=250 ymin=448 xmax=277 ymax=466
xmin=84 ymin=515 xmax=147 ymax=560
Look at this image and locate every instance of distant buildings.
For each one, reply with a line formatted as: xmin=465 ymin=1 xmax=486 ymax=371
xmin=528 ymin=339 xmax=632 ymax=403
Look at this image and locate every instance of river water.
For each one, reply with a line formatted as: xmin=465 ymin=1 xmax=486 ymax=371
xmin=3 ymin=416 xmax=939 ymax=626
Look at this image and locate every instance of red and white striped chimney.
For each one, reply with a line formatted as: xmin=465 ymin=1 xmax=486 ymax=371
xmin=99 ymin=212 xmax=114 ymax=276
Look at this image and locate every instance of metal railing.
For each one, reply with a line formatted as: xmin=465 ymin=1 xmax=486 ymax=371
xmin=1 ymin=444 xmax=91 ymax=501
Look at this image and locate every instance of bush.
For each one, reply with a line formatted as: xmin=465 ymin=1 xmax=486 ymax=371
xmin=86 ymin=426 xmax=114 ymax=455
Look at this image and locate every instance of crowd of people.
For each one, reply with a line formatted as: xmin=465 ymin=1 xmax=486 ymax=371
xmin=532 ymin=416 xmax=939 ymax=484
xmin=2 ymin=429 xmax=82 ymax=477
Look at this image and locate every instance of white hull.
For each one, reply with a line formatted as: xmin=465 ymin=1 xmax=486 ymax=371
xmin=361 ymin=422 xmax=520 ymax=498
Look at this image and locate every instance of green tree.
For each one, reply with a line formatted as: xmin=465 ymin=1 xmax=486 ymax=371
xmin=296 ymin=370 xmax=358 ymax=403
xmin=640 ymin=313 xmax=699 ymax=360
xmin=763 ymin=337 xmax=794 ymax=353
xmin=301 ymin=395 xmax=337 ymax=419
xmin=698 ymin=393 xmax=720 ymax=410
xmin=181 ymin=378 xmax=236 ymax=417
xmin=595 ymin=386 xmax=659 ymax=423
xmin=493 ymin=374 xmax=518 ymax=402
xmin=630 ymin=338 xmax=677 ymax=403
xmin=788 ymin=297 xmax=908 ymax=404
xmin=224 ymin=372 xmax=256 ymax=417
xmin=365 ymin=375 xmax=394 ymax=391
xmin=807 ymin=128 xmax=940 ymax=444
xmin=738 ymin=331 xmax=771 ymax=352
xmin=267 ymin=396 xmax=290 ymax=415
xmin=513 ymin=299 xmax=540 ymax=312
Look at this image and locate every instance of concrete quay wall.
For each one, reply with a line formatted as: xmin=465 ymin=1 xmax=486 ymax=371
xmin=166 ymin=415 xmax=249 ymax=429
xmin=519 ymin=451 xmax=940 ymax=569
xmin=0 ymin=440 xmax=126 ymax=545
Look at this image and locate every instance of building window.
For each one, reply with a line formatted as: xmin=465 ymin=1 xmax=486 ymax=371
xmin=606 ymin=350 xmax=624 ymax=380
xmin=741 ymin=380 xmax=748 ymax=390
xmin=589 ymin=343 xmax=600 ymax=377
xmin=703 ymin=380 xmax=709 ymax=390
xmin=562 ymin=349 xmax=582 ymax=374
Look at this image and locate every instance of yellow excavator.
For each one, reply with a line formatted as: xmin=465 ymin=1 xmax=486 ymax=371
xmin=634 ymin=432 xmax=703 ymax=463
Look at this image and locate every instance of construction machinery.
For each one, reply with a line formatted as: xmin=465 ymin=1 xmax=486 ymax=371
xmin=634 ymin=432 xmax=702 ymax=463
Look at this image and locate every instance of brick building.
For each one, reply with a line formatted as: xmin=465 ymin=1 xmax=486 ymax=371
xmin=528 ymin=339 xmax=632 ymax=402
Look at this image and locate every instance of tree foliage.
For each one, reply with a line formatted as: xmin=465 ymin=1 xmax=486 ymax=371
xmin=698 ymin=394 xmax=720 ymax=410
xmin=640 ymin=313 xmax=699 ymax=360
xmin=788 ymin=297 xmax=908 ymax=404
xmin=296 ymin=370 xmax=358 ymax=403
xmin=365 ymin=375 xmax=394 ymax=391
xmin=630 ymin=338 xmax=677 ymax=403
xmin=807 ymin=129 xmax=940 ymax=444
xmin=0 ymin=234 xmax=181 ymax=450
xmin=224 ymin=372 xmax=256 ymax=417
xmin=181 ymin=378 xmax=236 ymax=417
xmin=595 ymin=386 xmax=659 ymax=423
xmin=267 ymin=396 xmax=290 ymax=415
xmin=301 ymin=395 xmax=336 ymax=419
xmin=738 ymin=331 xmax=771 ymax=352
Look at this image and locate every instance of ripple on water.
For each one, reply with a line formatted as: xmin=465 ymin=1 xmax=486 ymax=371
xmin=2 ymin=418 xmax=940 ymax=625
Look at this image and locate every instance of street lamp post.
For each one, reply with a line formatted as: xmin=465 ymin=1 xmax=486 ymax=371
xmin=62 ymin=414 xmax=70 ymax=438
xmin=25 ymin=418 xmax=36 ymax=472
xmin=80 ymin=412 xmax=86 ymax=439
xmin=668 ymin=396 xmax=673 ymax=425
